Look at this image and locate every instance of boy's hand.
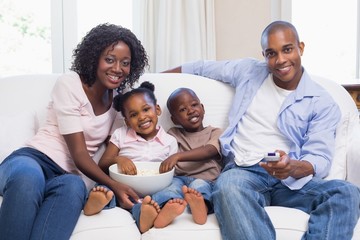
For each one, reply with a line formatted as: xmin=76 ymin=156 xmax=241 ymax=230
xmin=159 ymin=154 xmax=179 ymax=173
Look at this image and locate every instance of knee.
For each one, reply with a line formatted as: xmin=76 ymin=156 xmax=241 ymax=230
xmin=213 ymin=174 xmax=235 ymax=200
xmin=189 ymin=178 xmax=207 ymax=188
xmin=328 ymin=180 xmax=360 ymax=204
xmin=54 ymin=174 xmax=87 ymax=202
xmin=9 ymin=163 xmax=45 ymax=192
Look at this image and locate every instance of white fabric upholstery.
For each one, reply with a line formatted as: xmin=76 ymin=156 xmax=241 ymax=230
xmin=0 ymin=73 xmax=359 ymax=239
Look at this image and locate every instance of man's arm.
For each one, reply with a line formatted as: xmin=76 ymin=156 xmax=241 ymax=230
xmin=162 ymin=66 xmax=182 ymax=73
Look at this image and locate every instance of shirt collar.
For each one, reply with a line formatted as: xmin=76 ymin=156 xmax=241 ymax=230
xmin=124 ymin=126 xmax=167 ymax=145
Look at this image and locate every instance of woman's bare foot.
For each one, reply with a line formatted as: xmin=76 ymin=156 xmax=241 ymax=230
xmin=139 ymin=196 xmax=161 ymax=233
xmin=154 ymin=198 xmax=187 ymax=228
xmin=83 ymin=186 xmax=114 ymax=216
xmin=182 ymin=185 xmax=207 ymax=224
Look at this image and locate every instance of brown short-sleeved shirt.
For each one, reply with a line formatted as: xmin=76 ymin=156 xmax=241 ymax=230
xmin=167 ymin=126 xmax=223 ymax=181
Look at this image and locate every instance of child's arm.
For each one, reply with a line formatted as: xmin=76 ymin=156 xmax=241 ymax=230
xmin=160 ymin=144 xmax=220 ymax=173
xmin=98 ymin=142 xmax=120 ymax=174
xmin=98 ymin=142 xmax=137 ymax=175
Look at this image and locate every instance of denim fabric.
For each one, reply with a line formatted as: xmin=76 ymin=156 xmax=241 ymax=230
xmin=212 ymin=163 xmax=360 ymax=240
xmin=132 ymin=176 xmax=214 ymax=228
xmin=0 ymin=147 xmax=87 ymax=240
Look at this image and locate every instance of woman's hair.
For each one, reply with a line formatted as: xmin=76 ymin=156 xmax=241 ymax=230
xmin=113 ymin=81 xmax=157 ymax=117
xmin=70 ymin=23 xmax=148 ymax=90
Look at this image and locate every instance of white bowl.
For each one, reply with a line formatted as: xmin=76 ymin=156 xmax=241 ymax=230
xmin=109 ymin=162 xmax=174 ymax=197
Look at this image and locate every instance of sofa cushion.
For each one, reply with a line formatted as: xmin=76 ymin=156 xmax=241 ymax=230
xmin=141 ymin=206 xmax=309 ymax=240
xmin=312 ymin=75 xmax=359 ymax=180
xmin=0 ymin=111 xmax=36 ymax=162
xmin=71 ymin=208 xmax=141 ymax=240
xmin=137 ymin=73 xmax=234 ymax=132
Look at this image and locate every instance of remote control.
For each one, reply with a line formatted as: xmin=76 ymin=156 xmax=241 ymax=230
xmin=264 ymin=152 xmax=280 ymax=162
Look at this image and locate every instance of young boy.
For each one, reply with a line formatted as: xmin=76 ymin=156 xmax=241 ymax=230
xmin=139 ymin=87 xmax=223 ymax=232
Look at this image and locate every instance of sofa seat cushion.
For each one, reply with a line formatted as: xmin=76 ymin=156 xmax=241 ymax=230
xmin=141 ymin=206 xmax=309 ymax=240
xmin=71 ymin=207 xmax=141 ymax=240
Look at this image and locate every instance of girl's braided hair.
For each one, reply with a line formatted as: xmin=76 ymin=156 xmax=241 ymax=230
xmin=113 ymin=81 xmax=157 ymax=117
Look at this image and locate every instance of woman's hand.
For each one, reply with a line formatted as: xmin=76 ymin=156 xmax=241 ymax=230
xmin=110 ymin=181 xmax=139 ymax=209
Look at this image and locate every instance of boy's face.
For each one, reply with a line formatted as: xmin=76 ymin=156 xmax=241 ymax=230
xmin=262 ymin=28 xmax=304 ymax=90
xmin=169 ymin=91 xmax=205 ymax=133
xmin=123 ymin=93 xmax=161 ymax=140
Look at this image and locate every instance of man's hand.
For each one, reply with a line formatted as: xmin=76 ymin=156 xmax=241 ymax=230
xmin=259 ymin=150 xmax=314 ymax=179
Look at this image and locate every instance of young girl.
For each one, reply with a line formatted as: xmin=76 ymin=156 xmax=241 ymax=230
xmin=83 ymin=81 xmax=178 ymax=232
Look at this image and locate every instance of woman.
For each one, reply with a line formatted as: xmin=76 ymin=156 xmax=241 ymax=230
xmin=0 ymin=23 xmax=148 ymax=240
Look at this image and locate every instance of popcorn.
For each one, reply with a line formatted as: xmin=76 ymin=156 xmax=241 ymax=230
xmin=137 ymin=169 xmax=159 ymax=176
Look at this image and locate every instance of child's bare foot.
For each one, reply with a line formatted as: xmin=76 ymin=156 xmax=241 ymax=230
xmin=154 ymin=198 xmax=187 ymax=228
xmin=139 ymin=196 xmax=161 ymax=233
xmin=83 ymin=186 xmax=114 ymax=216
xmin=182 ymin=185 xmax=207 ymax=224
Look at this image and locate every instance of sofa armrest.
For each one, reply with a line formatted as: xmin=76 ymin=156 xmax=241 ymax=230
xmin=346 ymin=123 xmax=360 ymax=188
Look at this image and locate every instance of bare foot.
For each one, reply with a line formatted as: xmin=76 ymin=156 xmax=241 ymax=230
xmin=83 ymin=186 xmax=114 ymax=216
xmin=182 ymin=185 xmax=207 ymax=224
xmin=154 ymin=198 xmax=187 ymax=228
xmin=139 ymin=196 xmax=161 ymax=233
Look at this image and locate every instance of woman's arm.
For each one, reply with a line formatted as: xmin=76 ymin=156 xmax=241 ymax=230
xmin=64 ymin=133 xmax=139 ymax=209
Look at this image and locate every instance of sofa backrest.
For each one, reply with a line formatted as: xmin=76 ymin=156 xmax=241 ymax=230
xmin=137 ymin=73 xmax=235 ymax=132
xmin=311 ymin=75 xmax=359 ymax=180
xmin=0 ymin=74 xmax=60 ymax=161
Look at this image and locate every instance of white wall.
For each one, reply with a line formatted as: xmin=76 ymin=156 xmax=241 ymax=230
xmin=214 ymin=0 xmax=272 ymax=60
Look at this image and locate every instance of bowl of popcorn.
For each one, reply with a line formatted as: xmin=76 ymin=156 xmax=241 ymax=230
xmin=109 ymin=162 xmax=174 ymax=197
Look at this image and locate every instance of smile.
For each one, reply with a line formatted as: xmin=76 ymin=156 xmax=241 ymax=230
xmin=107 ymin=74 xmax=122 ymax=84
xmin=189 ymin=116 xmax=199 ymax=123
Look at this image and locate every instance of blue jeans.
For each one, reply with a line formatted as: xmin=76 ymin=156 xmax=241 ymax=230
xmin=0 ymin=147 xmax=87 ymax=240
xmin=132 ymin=176 xmax=214 ymax=227
xmin=213 ymin=163 xmax=360 ymax=240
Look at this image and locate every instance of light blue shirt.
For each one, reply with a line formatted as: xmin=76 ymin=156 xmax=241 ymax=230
xmin=182 ymin=58 xmax=341 ymax=189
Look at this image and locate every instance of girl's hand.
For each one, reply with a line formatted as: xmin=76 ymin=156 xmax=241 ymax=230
xmin=117 ymin=156 xmax=137 ymax=175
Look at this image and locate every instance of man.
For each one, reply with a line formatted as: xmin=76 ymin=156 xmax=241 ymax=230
xmin=164 ymin=21 xmax=360 ymax=239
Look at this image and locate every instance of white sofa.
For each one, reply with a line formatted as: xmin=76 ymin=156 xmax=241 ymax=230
xmin=1 ymin=73 xmax=360 ymax=240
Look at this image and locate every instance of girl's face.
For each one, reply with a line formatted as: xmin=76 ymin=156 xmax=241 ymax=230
xmin=96 ymin=41 xmax=131 ymax=90
xmin=123 ymin=93 xmax=161 ymax=140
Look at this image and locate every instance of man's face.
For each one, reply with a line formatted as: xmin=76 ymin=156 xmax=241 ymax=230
xmin=262 ymin=28 xmax=304 ymax=90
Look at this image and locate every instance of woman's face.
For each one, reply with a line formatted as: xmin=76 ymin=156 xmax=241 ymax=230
xmin=96 ymin=41 xmax=131 ymax=89
xmin=123 ymin=93 xmax=161 ymax=140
